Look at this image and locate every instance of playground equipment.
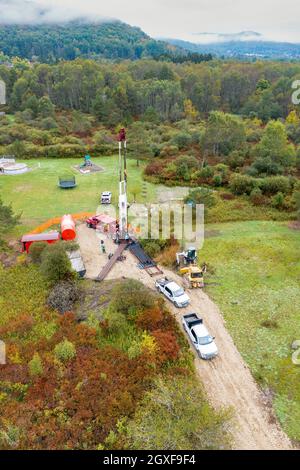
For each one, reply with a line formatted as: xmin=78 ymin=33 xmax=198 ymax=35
xmin=0 ymin=158 xmax=29 ymax=175
xmin=58 ymin=176 xmax=76 ymax=189
xmin=80 ymin=154 xmax=92 ymax=169
xmin=61 ymin=215 xmax=76 ymax=241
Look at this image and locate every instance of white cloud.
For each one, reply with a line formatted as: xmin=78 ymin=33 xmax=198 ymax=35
xmin=0 ymin=0 xmax=299 ymax=43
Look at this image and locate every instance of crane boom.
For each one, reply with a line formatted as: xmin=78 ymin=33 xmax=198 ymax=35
xmin=118 ymin=128 xmax=128 ymax=239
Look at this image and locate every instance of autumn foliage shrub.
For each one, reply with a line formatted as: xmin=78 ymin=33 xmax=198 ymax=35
xmin=155 ymin=243 xmax=179 ymax=268
xmin=54 ymin=338 xmax=76 ymax=362
xmin=152 ymin=329 xmax=180 ymax=364
xmin=144 ymin=159 xmax=168 ymax=177
xmin=135 ymin=306 xmax=164 ymax=331
xmin=219 ymin=192 xmax=235 ymax=200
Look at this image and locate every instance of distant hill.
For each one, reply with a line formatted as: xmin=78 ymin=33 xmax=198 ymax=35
xmin=166 ymin=38 xmax=300 ymax=60
xmin=0 ymin=21 xmax=181 ymax=62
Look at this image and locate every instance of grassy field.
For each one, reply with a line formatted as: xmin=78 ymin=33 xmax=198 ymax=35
xmin=201 ymin=220 xmax=300 ymax=442
xmin=1 ymin=157 xmax=299 ymax=441
xmin=0 ymin=157 xmax=157 ymax=231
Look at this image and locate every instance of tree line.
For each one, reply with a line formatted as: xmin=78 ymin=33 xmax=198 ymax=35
xmin=1 ymin=58 xmax=300 ymax=126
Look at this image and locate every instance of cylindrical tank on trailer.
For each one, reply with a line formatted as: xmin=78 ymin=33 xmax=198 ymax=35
xmin=61 ymin=214 xmax=76 ymax=241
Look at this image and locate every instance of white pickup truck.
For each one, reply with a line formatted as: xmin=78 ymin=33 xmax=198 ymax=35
xmin=101 ymin=191 xmax=112 ymax=204
xmin=155 ymin=277 xmax=190 ymax=308
xmin=182 ymin=313 xmax=218 ymax=360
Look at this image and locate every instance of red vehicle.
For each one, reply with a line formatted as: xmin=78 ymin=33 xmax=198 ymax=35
xmin=86 ymin=215 xmax=103 ymax=229
xmin=86 ymin=214 xmax=117 ymax=233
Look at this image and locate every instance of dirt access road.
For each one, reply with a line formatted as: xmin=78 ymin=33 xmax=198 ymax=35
xmin=77 ymin=223 xmax=292 ymax=450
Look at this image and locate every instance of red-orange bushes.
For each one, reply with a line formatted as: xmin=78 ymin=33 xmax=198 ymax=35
xmin=144 ymin=159 xmax=169 ymax=176
xmin=0 ymin=311 xmax=156 ymax=449
xmin=135 ymin=303 xmax=178 ymax=333
xmin=0 ymin=314 xmax=34 ymax=338
xmin=152 ymin=329 xmax=180 ymax=364
xmin=135 ymin=306 xmax=164 ymax=331
xmin=52 ymin=312 xmax=98 ymax=348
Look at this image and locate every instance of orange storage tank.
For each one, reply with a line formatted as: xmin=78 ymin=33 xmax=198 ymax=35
xmin=61 ymin=214 xmax=76 ymax=241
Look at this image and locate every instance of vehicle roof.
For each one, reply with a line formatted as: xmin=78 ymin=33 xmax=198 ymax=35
xmin=102 ymin=191 xmax=111 ymax=195
xmin=167 ymin=281 xmax=182 ymax=292
xmin=193 ymin=323 xmax=210 ymax=337
xmin=190 ymin=266 xmax=201 ymax=273
xmin=21 ymin=231 xmax=60 ymax=242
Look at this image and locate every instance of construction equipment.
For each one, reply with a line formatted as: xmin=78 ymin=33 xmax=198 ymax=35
xmin=118 ymin=128 xmax=128 ymax=240
xmin=180 ymin=265 xmax=204 ymax=288
xmin=176 ymin=247 xmax=197 ymax=266
xmin=176 ymin=246 xmax=205 ymax=288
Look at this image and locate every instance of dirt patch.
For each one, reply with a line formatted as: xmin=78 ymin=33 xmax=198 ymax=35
xmin=73 ymin=163 xmax=104 ymax=174
xmin=12 ymin=184 xmax=33 ymax=192
xmin=205 ymin=229 xmax=221 ymax=238
xmin=76 ymin=222 xmax=292 ymax=450
xmin=288 ymin=220 xmax=300 ymax=230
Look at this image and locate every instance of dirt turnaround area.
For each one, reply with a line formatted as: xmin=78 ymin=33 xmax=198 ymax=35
xmin=77 ymin=223 xmax=292 ymax=450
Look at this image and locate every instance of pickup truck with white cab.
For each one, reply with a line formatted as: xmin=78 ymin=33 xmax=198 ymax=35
xmin=182 ymin=313 xmax=218 ymax=360
xmin=101 ymin=191 xmax=112 ymax=204
xmin=155 ymin=277 xmax=190 ymax=308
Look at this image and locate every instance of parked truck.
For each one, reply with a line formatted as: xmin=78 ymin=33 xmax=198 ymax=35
xmin=101 ymin=191 xmax=112 ymax=204
xmin=155 ymin=277 xmax=190 ymax=308
xmin=182 ymin=313 xmax=218 ymax=360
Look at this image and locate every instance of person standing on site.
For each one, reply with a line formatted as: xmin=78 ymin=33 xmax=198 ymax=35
xmin=100 ymin=239 xmax=106 ymax=254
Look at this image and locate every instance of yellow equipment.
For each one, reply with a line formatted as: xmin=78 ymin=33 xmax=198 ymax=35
xmin=180 ymin=265 xmax=204 ymax=288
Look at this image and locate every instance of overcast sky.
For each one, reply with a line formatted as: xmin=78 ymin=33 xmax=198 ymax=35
xmin=1 ymin=0 xmax=300 ymax=43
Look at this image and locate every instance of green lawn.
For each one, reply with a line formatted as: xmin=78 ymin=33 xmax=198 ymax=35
xmin=202 ymin=220 xmax=300 ymax=442
xmin=0 ymin=157 xmax=157 ymax=230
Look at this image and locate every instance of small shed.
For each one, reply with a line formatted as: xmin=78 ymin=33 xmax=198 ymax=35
xmin=21 ymin=231 xmax=60 ymax=253
xmin=67 ymin=250 xmax=86 ymax=278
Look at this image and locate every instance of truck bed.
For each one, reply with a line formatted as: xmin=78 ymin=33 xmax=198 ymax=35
xmin=183 ymin=313 xmax=203 ymax=329
xmin=155 ymin=277 xmax=171 ymax=287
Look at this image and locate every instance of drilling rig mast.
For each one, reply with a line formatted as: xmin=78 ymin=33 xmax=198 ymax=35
xmin=118 ymin=128 xmax=128 ymax=239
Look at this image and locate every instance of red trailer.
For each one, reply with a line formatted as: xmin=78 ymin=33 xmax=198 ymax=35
xmin=21 ymin=232 xmax=60 ymax=253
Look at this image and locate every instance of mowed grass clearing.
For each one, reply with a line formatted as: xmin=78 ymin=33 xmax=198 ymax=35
xmin=202 ymin=220 xmax=300 ymax=442
xmin=0 ymin=157 xmax=157 ymax=230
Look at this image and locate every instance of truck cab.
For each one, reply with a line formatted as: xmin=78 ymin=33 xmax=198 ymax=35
xmin=101 ymin=191 xmax=112 ymax=204
xmin=86 ymin=215 xmax=102 ymax=229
